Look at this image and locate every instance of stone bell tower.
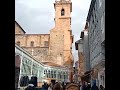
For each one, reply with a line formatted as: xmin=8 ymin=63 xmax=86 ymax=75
xmin=49 ymin=0 xmax=73 ymax=67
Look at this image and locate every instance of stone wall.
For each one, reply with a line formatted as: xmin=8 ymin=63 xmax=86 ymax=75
xmin=15 ymin=34 xmax=50 ymax=62
xmin=15 ymin=22 xmax=25 ymax=34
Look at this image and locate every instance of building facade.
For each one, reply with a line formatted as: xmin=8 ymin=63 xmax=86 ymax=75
xmin=75 ymin=39 xmax=85 ymax=83
xmin=79 ymin=23 xmax=91 ymax=83
xmin=74 ymin=0 xmax=105 ymax=87
xmin=86 ymin=0 xmax=105 ymax=87
xmin=15 ymin=44 xmax=69 ymax=89
xmin=15 ymin=0 xmax=74 ymax=82
xmin=50 ymin=0 xmax=73 ymax=67
xmin=73 ymin=61 xmax=79 ymax=83
xmin=81 ymin=26 xmax=90 ymax=72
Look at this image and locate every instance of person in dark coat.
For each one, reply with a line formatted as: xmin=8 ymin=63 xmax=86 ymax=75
xmin=25 ymin=84 xmax=36 ymax=90
xmin=25 ymin=79 xmax=37 ymax=90
xmin=99 ymin=85 xmax=105 ymax=90
xmin=91 ymin=82 xmax=99 ymax=90
xmin=62 ymin=82 xmax=66 ymax=90
xmin=53 ymin=82 xmax=63 ymax=90
xmin=85 ymin=82 xmax=91 ymax=90
xmin=82 ymin=82 xmax=86 ymax=90
xmin=41 ymin=82 xmax=48 ymax=90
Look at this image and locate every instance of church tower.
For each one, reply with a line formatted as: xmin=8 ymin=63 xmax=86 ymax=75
xmin=49 ymin=0 xmax=74 ymax=67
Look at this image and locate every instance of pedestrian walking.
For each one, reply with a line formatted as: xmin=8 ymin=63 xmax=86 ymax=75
xmin=85 ymin=82 xmax=91 ymax=90
xmin=41 ymin=82 xmax=48 ymax=90
xmin=91 ymin=82 xmax=99 ymax=90
xmin=81 ymin=81 xmax=86 ymax=90
xmin=53 ymin=82 xmax=63 ymax=90
xmin=48 ymin=83 xmax=52 ymax=90
xmin=99 ymin=85 xmax=105 ymax=90
xmin=25 ymin=84 xmax=36 ymax=90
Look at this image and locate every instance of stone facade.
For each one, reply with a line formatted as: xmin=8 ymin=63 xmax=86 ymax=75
xmin=75 ymin=39 xmax=85 ymax=82
xmin=86 ymin=0 xmax=105 ymax=87
xmin=78 ymin=40 xmax=85 ymax=76
xmin=15 ymin=34 xmax=50 ymax=62
xmin=78 ymin=52 xmax=84 ymax=76
xmin=80 ymin=25 xmax=91 ymax=73
xmin=74 ymin=61 xmax=79 ymax=83
xmin=15 ymin=0 xmax=73 ymax=74
xmin=15 ymin=21 xmax=26 ymax=34
xmin=74 ymin=0 xmax=105 ymax=85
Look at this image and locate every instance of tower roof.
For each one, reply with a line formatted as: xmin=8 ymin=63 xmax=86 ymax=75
xmin=54 ymin=0 xmax=72 ymax=12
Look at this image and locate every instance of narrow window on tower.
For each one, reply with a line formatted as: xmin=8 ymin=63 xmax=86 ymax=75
xmin=61 ymin=8 xmax=65 ymax=16
xmin=70 ymin=17 xmax=71 ymax=25
xmin=30 ymin=41 xmax=34 ymax=47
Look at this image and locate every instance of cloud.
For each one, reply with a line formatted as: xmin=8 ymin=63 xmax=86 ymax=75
xmin=72 ymin=0 xmax=91 ymax=10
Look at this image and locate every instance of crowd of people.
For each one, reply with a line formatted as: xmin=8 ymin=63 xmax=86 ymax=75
xmin=25 ymin=80 xmax=105 ymax=90
xmin=80 ymin=81 xmax=105 ymax=90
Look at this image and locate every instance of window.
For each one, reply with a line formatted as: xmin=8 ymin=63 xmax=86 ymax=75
xmin=61 ymin=8 xmax=65 ymax=16
xmin=30 ymin=41 xmax=34 ymax=47
xmin=93 ymin=7 xmax=95 ymax=11
xmin=101 ymin=15 xmax=104 ymax=33
xmin=48 ymin=70 xmax=50 ymax=78
xmin=44 ymin=70 xmax=46 ymax=74
xmin=51 ymin=71 xmax=53 ymax=78
xmin=44 ymin=41 xmax=49 ymax=47
xmin=70 ymin=18 xmax=71 ymax=25
xmin=63 ymin=72 xmax=65 ymax=80
xmin=17 ymin=41 xmax=20 ymax=46
xmin=92 ymin=19 xmax=94 ymax=24
xmin=54 ymin=71 xmax=56 ymax=78
xmin=103 ymin=75 xmax=105 ymax=87
xmin=95 ymin=13 xmax=96 ymax=19
xmin=99 ymin=0 xmax=102 ymax=8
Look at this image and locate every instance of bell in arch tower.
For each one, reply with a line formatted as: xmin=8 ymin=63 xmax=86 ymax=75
xmin=54 ymin=0 xmax=72 ymax=29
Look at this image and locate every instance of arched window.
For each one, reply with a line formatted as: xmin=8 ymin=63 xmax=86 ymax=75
xmin=61 ymin=8 xmax=65 ymax=16
xmin=30 ymin=41 xmax=34 ymax=47
xmin=63 ymin=72 xmax=65 ymax=80
xmin=51 ymin=70 xmax=53 ymax=78
xmin=54 ymin=71 xmax=56 ymax=78
xmin=48 ymin=70 xmax=50 ymax=78
xmin=46 ymin=70 xmax=48 ymax=78
xmin=17 ymin=41 xmax=20 ymax=46
xmin=44 ymin=70 xmax=46 ymax=74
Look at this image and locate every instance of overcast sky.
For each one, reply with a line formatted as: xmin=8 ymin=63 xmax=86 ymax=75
xmin=15 ymin=0 xmax=91 ymax=65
